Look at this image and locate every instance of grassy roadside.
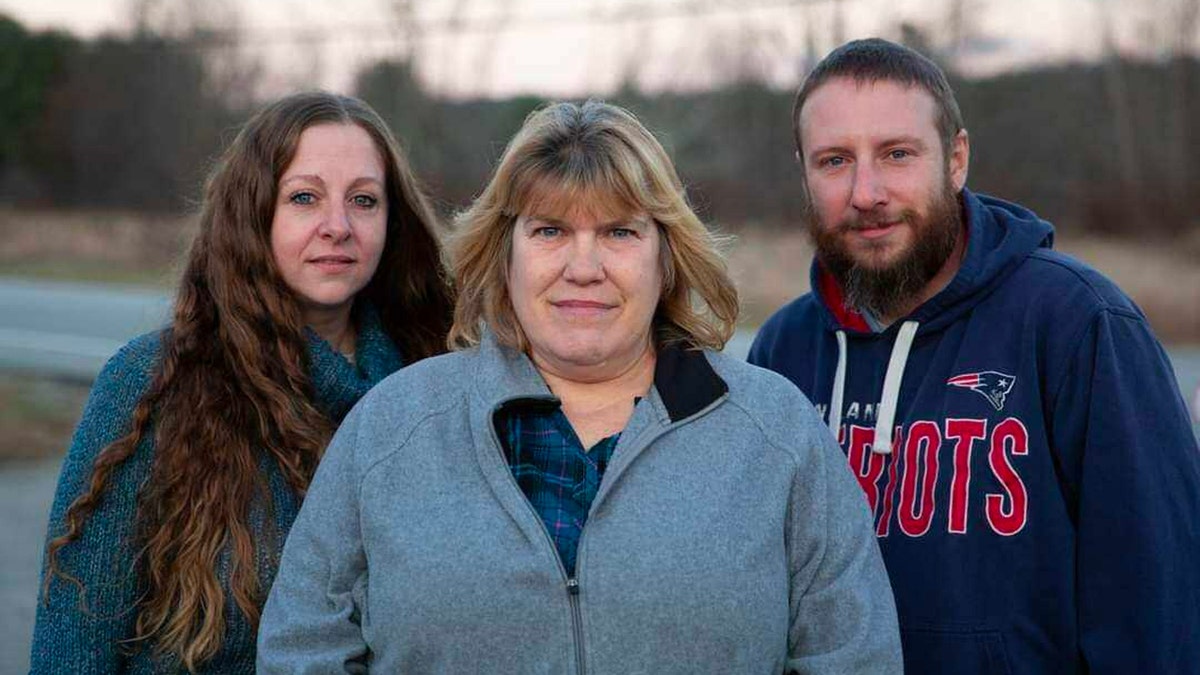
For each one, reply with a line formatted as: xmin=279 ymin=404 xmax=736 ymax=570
xmin=0 ymin=373 xmax=90 ymax=464
xmin=5 ymin=208 xmax=1198 ymax=341
xmin=726 ymin=223 xmax=1200 ymax=343
xmin=0 ymin=208 xmax=191 ymax=289
xmin=1 ymin=209 xmax=1197 ymax=464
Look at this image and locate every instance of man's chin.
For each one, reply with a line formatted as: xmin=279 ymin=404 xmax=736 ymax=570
xmin=845 ymin=246 xmax=909 ymax=273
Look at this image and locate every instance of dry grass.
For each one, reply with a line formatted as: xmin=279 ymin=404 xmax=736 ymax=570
xmin=1 ymin=208 xmax=1196 ymax=342
xmin=726 ymin=226 xmax=1200 ymax=344
xmin=0 ymin=207 xmax=194 ymax=287
xmin=0 ymin=373 xmax=90 ymax=464
xmin=0 ymin=210 xmax=1196 ymax=463
xmin=725 ymin=225 xmax=815 ymax=328
xmin=1053 ymin=237 xmax=1200 ymax=344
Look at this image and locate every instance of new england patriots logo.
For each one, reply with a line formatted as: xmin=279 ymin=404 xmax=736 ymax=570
xmin=947 ymin=371 xmax=1016 ymax=411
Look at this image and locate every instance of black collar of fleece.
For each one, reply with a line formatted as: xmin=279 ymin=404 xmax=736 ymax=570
xmin=494 ymin=342 xmax=729 ymax=424
xmin=653 ymin=342 xmax=728 ymax=422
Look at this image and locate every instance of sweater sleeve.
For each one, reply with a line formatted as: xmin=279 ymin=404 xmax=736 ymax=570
xmin=29 ymin=336 xmax=160 ymax=673
xmin=257 ymin=398 xmax=371 ymax=674
xmin=785 ymin=407 xmax=904 ymax=674
xmin=1050 ymin=308 xmax=1200 ymax=672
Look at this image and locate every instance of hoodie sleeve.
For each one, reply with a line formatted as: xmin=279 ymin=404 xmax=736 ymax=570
xmin=785 ymin=407 xmax=904 ymax=674
xmin=1050 ymin=308 xmax=1200 ymax=672
xmin=258 ymin=401 xmax=372 ymax=674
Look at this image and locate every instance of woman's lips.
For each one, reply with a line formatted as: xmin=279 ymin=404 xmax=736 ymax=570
xmin=308 ymin=255 xmax=356 ymax=272
xmin=552 ymin=299 xmax=615 ymax=317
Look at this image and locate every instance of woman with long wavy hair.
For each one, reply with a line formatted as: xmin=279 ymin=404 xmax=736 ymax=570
xmin=30 ymin=91 xmax=453 ymax=673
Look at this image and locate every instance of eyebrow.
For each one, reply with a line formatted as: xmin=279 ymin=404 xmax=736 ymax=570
xmin=279 ymin=174 xmax=384 ymax=189
xmin=879 ymin=135 xmax=929 ymax=150
xmin=807 ymin=135 xmax=930 ymax=161
xmin=524 ymin=215 xmax=648 ymax=228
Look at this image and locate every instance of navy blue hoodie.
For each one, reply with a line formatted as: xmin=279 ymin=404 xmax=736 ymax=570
xmin=748 ymin=189 xmax=1200 ymax=674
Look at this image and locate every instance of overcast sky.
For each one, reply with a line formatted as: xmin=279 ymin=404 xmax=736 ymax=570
xmin=0 ymin=0 xmax=1178 ymax=98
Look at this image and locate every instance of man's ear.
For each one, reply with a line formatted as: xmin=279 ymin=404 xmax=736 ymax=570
xmin=949 ymin=129 xmax=970 ymax=191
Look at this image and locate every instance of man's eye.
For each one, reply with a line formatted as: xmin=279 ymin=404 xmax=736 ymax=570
xmin=289 ymin=191 xmax=316 ymax=205
xmin=889 ymin=149 xmax=910 ymax=160
xmin=352 ymin=194 xmax=379 ymax=208
xmin=822 ymin=156 xmax=845 ymax=168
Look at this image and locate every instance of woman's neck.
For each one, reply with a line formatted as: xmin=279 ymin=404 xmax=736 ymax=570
xmin=303 ymin=304 xmax=357 ymax=358
xmin=536 ymin=343 xmax=656 ymax=449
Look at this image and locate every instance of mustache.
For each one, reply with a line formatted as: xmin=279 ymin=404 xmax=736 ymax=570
xmin=836 ymin=210 xmax=915 ymax=232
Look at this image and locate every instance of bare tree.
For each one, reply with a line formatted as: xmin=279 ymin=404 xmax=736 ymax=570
xmin=831 ymin=0 xmax=845 ymax=45
xmin=471 ymin=0 xmax=516 ymax=96
xmin=945 ymin=0 xmax=979 ymax=70
xmin=1096 ymin=1 xmax=1144 ymax=229
xmin=1165 ymin=0 xmax=1199 ymax=208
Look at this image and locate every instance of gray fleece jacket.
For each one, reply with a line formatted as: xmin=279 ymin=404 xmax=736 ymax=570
xmin=258 ymin=334 xmax=902 ymax=674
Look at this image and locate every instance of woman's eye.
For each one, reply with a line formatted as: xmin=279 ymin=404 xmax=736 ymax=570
xmin=289 ymin=191 xmax=316 ymax=205
xmin=352 ymin=194 xmax=379 ymax=208
xmin=609 ymin=227 xmax=637 ymax=239
xmin=532 ymin=226 xmax=561 ymax=238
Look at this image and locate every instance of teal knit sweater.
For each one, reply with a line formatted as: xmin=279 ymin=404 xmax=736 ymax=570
xmin=30 ymin=308 xmax=404 ymax=673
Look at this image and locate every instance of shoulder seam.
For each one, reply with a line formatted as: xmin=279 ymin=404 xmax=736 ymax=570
xmin=1048 ymin=306 xmax=1146 ymax=405
xmin=357 ymin=399 xmax=461 ymax=487
xmin=722 ymin=394 xmax=806 ymax=473
xmin=1025 ymin=250 xmax=1127 ymax=311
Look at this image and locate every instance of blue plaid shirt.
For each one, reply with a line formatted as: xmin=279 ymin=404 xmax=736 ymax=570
xmin=500 ymin=404 xmax=621 ymax=576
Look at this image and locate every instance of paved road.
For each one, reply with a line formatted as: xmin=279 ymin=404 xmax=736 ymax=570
xmin=1 ymin=275 xmax=1196 ymax=397
xmin=1 ymin=457 xmax=60 ymax=675
xmin=0 ymin=277 xmax=170 ymax=381
xmin=1 ymin=277 xmax=1197 ymax=672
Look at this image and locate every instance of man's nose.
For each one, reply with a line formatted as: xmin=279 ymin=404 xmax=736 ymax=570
xmin=850 ymin=163 xmax=887 ymax=212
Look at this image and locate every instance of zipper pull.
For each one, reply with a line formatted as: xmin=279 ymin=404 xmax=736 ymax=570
xmin=566 ymin=577 xmax=580 ymax=595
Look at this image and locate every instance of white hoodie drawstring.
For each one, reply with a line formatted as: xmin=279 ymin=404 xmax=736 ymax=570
xmin=872 ymin=320 xmax=919 ymax=454
xmin=826 ymin=321 xmax=920 ymax=455
xmin=827 ymin=330 xmax=848 ymax=440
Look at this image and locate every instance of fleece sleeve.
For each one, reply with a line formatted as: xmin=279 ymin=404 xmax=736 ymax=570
xmin=785 ymin=409 xmax=904 ymax=674
xmin=29 ymin=339 xmax=157 ymax=673
xmin=257 ymin=400 xmax=372 ymax=674
xmin=1050 ymin=308 xmax=1200 ymax=673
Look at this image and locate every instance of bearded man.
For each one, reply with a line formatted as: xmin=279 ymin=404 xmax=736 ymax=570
xmin=749 ymin=38 xmax=1200 ymax=674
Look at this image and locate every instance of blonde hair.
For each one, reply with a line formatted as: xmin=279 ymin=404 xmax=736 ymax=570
xmin=448 ymin=100 xmax=738 ymax=352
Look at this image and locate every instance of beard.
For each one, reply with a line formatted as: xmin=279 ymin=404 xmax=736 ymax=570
xmin=806 ymin=180 xmax=963 ymax=322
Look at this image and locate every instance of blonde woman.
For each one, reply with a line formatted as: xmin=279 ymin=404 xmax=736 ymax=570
xmin=259 ymin=101 xmax=901 ymax=673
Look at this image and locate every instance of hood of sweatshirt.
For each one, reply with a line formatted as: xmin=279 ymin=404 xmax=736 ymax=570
xmin=808 ymin=188 xmax=1054 ymax=454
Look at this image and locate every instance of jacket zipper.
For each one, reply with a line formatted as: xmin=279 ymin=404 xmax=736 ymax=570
xmin=567 ymin=576 xmax=585 ymax=675
xmin=485 ymin=392 xmax=728 ymax=674
xmin=487 ymin=403 xmax=587 ymax=675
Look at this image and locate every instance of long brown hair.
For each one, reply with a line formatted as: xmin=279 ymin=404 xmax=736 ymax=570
xmin=449 ymin=100 xmax=738 ymax=352
xmin=43 ymin=91 xmax=453 ymax=671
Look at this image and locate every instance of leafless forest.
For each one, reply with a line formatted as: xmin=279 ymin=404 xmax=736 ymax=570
xmin=2 ymin=0 xmax=1199 ymax=337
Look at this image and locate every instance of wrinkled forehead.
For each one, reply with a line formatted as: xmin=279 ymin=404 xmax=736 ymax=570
xmin=800 ymin=77 xmax=940 ymax=144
